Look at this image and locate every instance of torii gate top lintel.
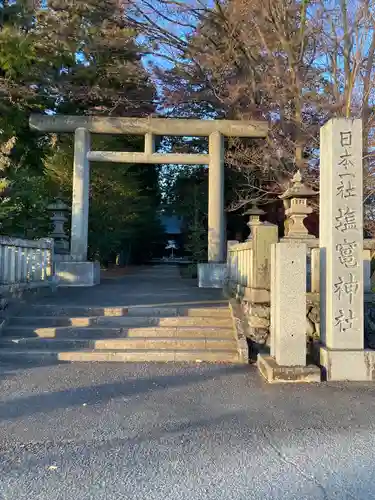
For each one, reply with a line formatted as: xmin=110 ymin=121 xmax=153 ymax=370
xmin=29 ymin=114 xmax=268 ymax=138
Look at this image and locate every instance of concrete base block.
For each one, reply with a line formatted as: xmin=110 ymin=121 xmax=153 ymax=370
xmin=257 ymin=354 xmax=321 ymax=383
xmin=320 ymin=346 xmax=375 ymax=381
xmin=55 ymin=261 xmax=100 ymax=287
xmin=198 ymin=263 xmax=227 ymax=288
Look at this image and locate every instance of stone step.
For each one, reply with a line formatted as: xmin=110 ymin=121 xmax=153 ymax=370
xmin=0 ymin=348 xmax=242 ymax=363
xmin=0 ymin=337 xmax=237 ymax=351
xmin=18 ymin=305 xmax=231 ymax=318
xmin=2 ymin=325 xmax=235 ymax=339
xmin=7 ymin=316 xmax=233 ymax=328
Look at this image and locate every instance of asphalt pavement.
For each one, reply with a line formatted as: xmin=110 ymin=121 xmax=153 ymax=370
xmin=1 ymin=361 xmax=375 ymax=500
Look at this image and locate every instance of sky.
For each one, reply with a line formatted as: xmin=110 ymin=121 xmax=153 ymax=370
xmin=134 ymin=0 xmax=215 ymax=73
xmin=130 ymin=0 xmax=215 ymax=178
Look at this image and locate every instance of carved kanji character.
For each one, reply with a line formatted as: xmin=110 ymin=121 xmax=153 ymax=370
xmin=336 ymin=240 xmax=358 ymax=268
xmin=340 ymin=131 xmax=352 ymax=147
xmin=338 ymin=149 xmax=355 ymax=169
xmin=336 ymin=178 xmax=356 ymax=199
xmin=335 ymin=309 xmax=355 ymax=332
xmin=333 ymin=273 xmax=359 ymax=304
xmin=335 ymin=207 xmax=357 ymax=232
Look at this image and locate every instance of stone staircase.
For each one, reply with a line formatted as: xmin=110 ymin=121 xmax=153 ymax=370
xmin=0 ymin=304 xmax=244 ymax=363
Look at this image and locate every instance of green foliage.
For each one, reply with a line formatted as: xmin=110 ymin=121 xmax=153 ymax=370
xmin=179 ymin=263 xmax=197 ymax=279
xmin=0 ymin=27 xmax=35 ymax=78
xmin=185 ymin=221 xmax=207 ymax=263
xmin=0 ymin=0 xmax=163 ymax=263
xmin=0 ymin=174 xmax=50 ymax=238
xmin=165 ymin=167 xmax=208 ymax=263
xmin=43 ymin=134 xmax=164 ymax=264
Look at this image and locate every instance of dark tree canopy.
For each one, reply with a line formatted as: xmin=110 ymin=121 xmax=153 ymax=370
xmin=0 ymin=0 xmax=164 ymax=263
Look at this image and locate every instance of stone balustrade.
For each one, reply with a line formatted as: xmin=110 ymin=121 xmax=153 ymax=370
xmin=294 ymin=239 xmax=374 ymax=293
xmin=226 ymin=241 xmax=253 ymax=294
xmin=227 ymin=235 xmax=375 ymax=296
xmin=308 ymin=246 xmax=373 ymax=294
xmin=0 ymin=236 xmax=54 ymax=290
xmin=226 ymin=227 xmax=375 ymax=352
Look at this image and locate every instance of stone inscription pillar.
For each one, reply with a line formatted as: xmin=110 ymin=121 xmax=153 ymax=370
xmin=71 ymin=127 xmax=90 ymax=262
xmin=320 ymin=119 xmax=364 ymax=352
xmin=208 ymin=131 xmax=225 ymax=262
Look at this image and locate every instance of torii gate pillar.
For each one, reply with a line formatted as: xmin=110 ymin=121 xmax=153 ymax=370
xmin=208 ymin=131 xmax=225 ymax=263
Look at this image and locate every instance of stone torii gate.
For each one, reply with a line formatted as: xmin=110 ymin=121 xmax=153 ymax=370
xmin=29 ymin=114 xmax=268 ymax=286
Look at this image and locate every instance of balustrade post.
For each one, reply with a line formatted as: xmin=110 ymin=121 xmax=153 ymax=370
xmin=3 ymin=246 xmax=11 ymax=284
xmin=247 ymin=223 xmax=278 ymax=302
xmin=311 ymin=248 xmax=320 ymax=294
xmin=364 ymin=249 xmax=372 ymax=293
xmin=16 ymin=246 xmax=23 ymax=282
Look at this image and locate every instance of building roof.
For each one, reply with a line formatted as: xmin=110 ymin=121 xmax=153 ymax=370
xmin=160 ymin=215 xmax=183 ymax=234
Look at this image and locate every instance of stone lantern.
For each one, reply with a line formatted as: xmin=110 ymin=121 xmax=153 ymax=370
xmin=280 ymin=170 xmax=317 ymax=239
xmin=47 ymin=199 xmax=70 ymax=254
xmin=244 ymin=204 xmax=265 ymax=240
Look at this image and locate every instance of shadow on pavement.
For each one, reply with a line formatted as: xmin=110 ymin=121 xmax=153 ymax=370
xmin=0 ymin=364 xmax=250 ymax=421
xmin=0 ymin=357 xmax=67 ymax=382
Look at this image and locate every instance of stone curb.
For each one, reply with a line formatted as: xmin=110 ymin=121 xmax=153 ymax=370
xmin=228 ymin=299 xmax=249 ymax=364
xmin=257 ymin=354 xmax=321 ymax=384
